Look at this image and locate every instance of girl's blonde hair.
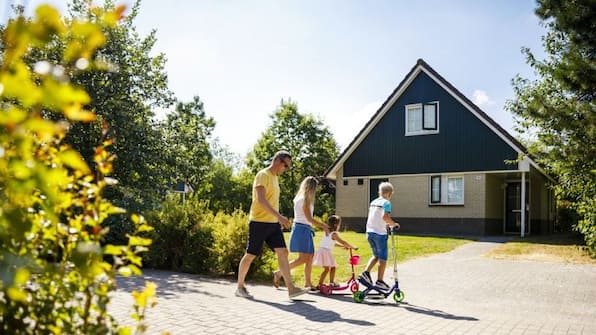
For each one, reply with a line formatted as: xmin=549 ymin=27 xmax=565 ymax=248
xmin=327 ymin=215 xmax=341 ymax=231
xmin=294 ymin=176 xmax=319 ymax=207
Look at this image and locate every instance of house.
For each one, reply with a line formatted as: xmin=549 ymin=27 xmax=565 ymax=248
xmin=324 ymin=59 xmax=556 ymax=237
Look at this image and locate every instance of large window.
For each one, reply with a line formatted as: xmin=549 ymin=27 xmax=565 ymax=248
xmin=429 ymin=175 xmax=464 ymax=205
xmin=406 ymin=102 xmax=439 ymax=135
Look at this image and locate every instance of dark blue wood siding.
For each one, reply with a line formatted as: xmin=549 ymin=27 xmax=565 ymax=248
xmin=343 ymin=71 xmax=518 ymax=177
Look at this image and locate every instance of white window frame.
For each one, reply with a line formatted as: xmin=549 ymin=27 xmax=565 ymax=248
xmin=429 ymin=175 xmax=464 ymax=205
xmin=405 ymin=101 xmax=439 ymax=136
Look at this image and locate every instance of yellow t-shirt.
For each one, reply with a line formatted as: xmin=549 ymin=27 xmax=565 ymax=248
xmin=249 ymin=168 xmax=280 ymax=223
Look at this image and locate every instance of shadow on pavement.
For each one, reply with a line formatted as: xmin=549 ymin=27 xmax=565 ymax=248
xmin=324 ymin=294 xmax=478 ymax=321
xmin=400 ymin=302 xmax=479 ymax=321
xmin=116 ymin=270 xmax=227 ymax=299
xmin=252 ymin=298 xmax=375 ymax=326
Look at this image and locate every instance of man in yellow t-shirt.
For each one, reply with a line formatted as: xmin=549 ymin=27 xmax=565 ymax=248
xmin=236 ymin=151 xmax=308 ymax=300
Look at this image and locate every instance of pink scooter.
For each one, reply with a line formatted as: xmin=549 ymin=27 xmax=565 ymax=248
xmin=318 ymin=248 xmax=360 ymax=296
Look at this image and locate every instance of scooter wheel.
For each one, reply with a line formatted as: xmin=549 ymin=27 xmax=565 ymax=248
xmin=319 ymin=285 xmax=332 ymax=296
xmin=393 ymin=290 xmax=405 ymax=303
xmin=353 ymin=291 xmax=365 ymax=303
xmin=350 ymin=282 xmax=359 ymax=293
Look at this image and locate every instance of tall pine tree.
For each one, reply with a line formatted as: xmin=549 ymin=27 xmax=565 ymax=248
xmin=507 ymin=0 xmax=595 ymax=253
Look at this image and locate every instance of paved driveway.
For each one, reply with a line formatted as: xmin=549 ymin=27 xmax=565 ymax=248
xmin=110 ymin=238 xmax=596 ymax=334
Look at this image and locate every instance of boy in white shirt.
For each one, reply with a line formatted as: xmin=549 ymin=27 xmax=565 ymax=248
xmin=358 ymin=182 xmax=400 ymax=292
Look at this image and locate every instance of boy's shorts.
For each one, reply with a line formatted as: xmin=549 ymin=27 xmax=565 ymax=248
xmin=289 ymin=222 xmax=315 ymax=253
xmin=367 ymin=232 xmax=389 ymax=261
xmin=246 ymin=221 xmax=287 ymax=256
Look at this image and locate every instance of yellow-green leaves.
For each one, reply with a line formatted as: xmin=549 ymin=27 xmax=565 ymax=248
xmin=58 ymin=149 xmax=91 ymax=174
xmin=0 ymin=62 xmax=42 ymax=107
xmin=31 ymin=5 xmax=66 ymax=43
xmin=6 ymin=268 xmax=30 ymax=303
xmin=64 ymin=21 xmax=106 ymax=62
xmin=63 ymin=104 xmax=96 ymax=121
xmin=1 ymin=3 xmax=156 ymax=334
xmin=133 ymin=282 xmax=157 ymax=309
xmin=131 ymin=282 xmax=157 ymax=323
xmin=0 ymin=107 xmax=27 ymax=126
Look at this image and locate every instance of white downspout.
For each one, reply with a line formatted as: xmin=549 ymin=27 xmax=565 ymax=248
xmin=521 ymin=172 xmax=526 ymax=238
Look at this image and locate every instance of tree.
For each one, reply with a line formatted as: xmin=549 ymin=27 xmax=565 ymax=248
xmin=2 ymin=0 xmax=176 ymax=213
xmin=160 ymin=96 xmax=216 ymax=197
xmin=246 ymin=99 xmax=339 ymax=217
xmin=0 ymin=4 xmax=155 ymax=333
xmin=203 ymin=139 xmax=252 ymax=213
xmin=507 ymin=0 xmax=595 ymax=253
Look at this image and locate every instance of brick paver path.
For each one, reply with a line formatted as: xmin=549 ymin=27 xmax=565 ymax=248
xmin=110 ymin=239 xmax=596 ymax=334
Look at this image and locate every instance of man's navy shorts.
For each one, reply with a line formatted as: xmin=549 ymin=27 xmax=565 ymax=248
xmin=246 ymin=221 xmax=287 ymax=256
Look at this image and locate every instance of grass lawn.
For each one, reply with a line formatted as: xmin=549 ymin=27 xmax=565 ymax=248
xmin=283 ymin=231 xmax=472 ymax=287
xmin=485 ymin=233 xmax=596 ymax=264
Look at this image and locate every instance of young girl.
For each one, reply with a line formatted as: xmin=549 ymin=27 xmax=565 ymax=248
xmin=313 ymin=215 xmax=357 ymax=289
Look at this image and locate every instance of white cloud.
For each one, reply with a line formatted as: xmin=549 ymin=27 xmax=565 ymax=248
xmin=472 ymin=89 xmax=495 ymax=106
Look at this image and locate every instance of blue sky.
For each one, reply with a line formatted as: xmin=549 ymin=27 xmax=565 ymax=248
xmin=11 ymin=1 xmax=546 ymax=157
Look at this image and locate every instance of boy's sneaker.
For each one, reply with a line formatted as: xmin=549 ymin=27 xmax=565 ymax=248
xmin=375 ymin=280 xmax=391 ymax=293
xmin=288 ymin=286 xmax=309 ymax=299
xmin=235 ymin=287 xmax=253 ymax=299
xmin=358 ymin=271 xmax=373 ymax=286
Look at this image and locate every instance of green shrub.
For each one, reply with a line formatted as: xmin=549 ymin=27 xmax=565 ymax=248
xmin=145 ymin=202 xmax=279 ymax=280
xmin=143 ymin=196 xmax=214 ymax=272
xmin=181 ymin=224 xmax=215 ymax=274
xmin=0 ymin=5 xmax=155 ymax=334
xmin=575 ymin=195 xmax=596 ymax=257
xmin=556 ymin=200 xmax=579 ymax=233
xmin=205 ymin=210 xmax=248 ymax=275
xmin=206 ymin=210 xmax=277 ymax=279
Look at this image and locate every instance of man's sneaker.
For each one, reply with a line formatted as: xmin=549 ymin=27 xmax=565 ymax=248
xmin=288 ymin=286 xmax=309 ymax=299
xmin=358 ymin=271 xmax=373 ymax=286
xmin=375 ymin=280 xmax=391 ymax=293
xmin=235 ymin=287 xmax=253 ymax=299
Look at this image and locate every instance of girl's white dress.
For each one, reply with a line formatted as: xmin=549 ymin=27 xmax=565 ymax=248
xmin=313 ymin=231 xmax=337 ymax=267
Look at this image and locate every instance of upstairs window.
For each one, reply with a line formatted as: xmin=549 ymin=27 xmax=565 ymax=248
xmin=429 ymin=175 xmax=464 ymax=205
xmin=405 ymin=102 xmax=439 ymax=136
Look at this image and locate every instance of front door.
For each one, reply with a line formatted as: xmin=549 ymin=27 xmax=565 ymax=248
xmin=505 ymin=182 xmax=529 ymax=234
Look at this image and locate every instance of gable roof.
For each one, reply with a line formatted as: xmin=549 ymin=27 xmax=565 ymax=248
xmin=325 ymin=59 xmax=552 ymax=181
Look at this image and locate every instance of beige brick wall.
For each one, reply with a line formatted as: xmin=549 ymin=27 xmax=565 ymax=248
xmin=335 ymin=167 xmax=369 ymax=217
xmin=391 ymin=174 xmax=485 ymax=218
xmin=336 ymin=172 xmax=488 ymax=219
xmin=485 ymin=174 xmax=505 ymax=219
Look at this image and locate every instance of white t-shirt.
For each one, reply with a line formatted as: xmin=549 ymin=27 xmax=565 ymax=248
xmin=319 ymin=231 xmax=337 ymax=249
xmin=293 ymin=196 xmax=313 ymax=226
xmin=366 ymin=197 xmax=391 ymax=235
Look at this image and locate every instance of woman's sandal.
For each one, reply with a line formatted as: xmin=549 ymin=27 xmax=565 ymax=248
xmin=272 ymin=271 xmax=280 ymax=288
